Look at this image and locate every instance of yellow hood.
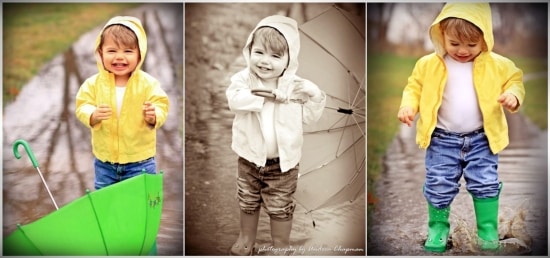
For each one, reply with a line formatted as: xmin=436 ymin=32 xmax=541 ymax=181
xmin=95 ymin=16 xmax=148 ymax=74
xmin=429 ymin=3 xmax=494 ymax=56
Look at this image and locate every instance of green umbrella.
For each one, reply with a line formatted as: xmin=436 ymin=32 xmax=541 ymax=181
xmin=3 ymin=139 xmax=163 ymax=255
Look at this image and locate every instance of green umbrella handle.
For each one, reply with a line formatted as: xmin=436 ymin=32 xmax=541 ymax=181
xmin=13 ymin=139 xmax=59 ymax=210
xmin=13 ymin=139 xmax=39 ymax=168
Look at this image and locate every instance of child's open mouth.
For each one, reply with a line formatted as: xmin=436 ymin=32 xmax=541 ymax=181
xmin=112 ymin=63 xmax=128 ymax=69
xmin=257 ymin=66 xmax=271 ymax=71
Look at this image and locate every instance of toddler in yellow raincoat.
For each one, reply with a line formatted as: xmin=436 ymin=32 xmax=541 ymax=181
xmin=397 ymin=3 xmax=525 ymax=252
xmin=75 ymin=16 xmax=169 ymax=190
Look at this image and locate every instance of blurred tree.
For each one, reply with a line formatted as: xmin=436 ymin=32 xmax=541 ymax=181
xmin=368 ymin=3 xmax=547 ymax=58
xmin=367 ymin=3 xmax=395 ymax=52
xmin=492 ymin=3 xmax=547 ymax=57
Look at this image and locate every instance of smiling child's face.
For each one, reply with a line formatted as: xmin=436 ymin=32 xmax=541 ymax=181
xmin=443 ymin=32 xmax=483 ymax=63
xmin=101 ymin=36 xmax=140 ymax=82
xmin=249 ymin=41 xmax=289 ymax=84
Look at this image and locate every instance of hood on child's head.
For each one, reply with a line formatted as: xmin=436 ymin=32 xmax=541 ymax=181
xmin=429 ymin=3 xmax=494 ymax=57
xmin=242 ymin=15 xmax=300 ymax=86
xmin=94 ymin=16 xmax=148 ymax=73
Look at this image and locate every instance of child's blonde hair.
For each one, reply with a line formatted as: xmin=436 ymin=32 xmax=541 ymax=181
xmin=99 ymin=24 xmax=139 ymax=52
xmin=250 ymin=26 xmax=289 ymax=59
xmin=440 ymin=17 xmax=487 ymax=50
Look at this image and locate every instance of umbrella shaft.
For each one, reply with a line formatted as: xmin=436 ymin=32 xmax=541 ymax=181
xmin=36 ymin=167 xmax=59 ymax=210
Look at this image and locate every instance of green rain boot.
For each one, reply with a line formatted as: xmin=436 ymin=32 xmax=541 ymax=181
xmin=472 ymin=193 xmax=500 ymax=250
xmin=424 ymin=202 xmax=450 ymax=252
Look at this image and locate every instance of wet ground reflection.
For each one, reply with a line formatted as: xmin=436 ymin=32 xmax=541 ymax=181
xmin=369 ymin=111 xmax=548 ymax=255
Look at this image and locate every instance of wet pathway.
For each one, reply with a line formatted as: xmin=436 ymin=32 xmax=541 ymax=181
xmin=185 ymin=54 xmax=366 ymax=256
xmin=368 ymin=89 xmax=548 ymax=255
xmin=2 ymin=3 xmax=183 ymax=255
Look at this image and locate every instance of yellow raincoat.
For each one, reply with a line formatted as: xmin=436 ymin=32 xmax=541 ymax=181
xmin=75 ymin=16 xmax=169 ymax=164
xmin=399 ymin=3 xmax=525 ymax=154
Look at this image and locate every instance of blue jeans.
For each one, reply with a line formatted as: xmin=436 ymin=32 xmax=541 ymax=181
xmin=236 ymin=157 xmax=299 ymax=221
xmin=94 ymin=157 xmax=156 ymax=190
xmin=424 ymin=128 xmax=500 ymax=209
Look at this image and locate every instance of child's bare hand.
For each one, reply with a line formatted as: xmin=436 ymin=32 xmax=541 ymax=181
xmin=398 ymin=107 xmax=416 ymax=127
xmin=91 ymin=104 xmax=112 ymax=126
xmin=293 ymin=79 xmax=323 ymax=103
xmin=271 ymin=89 xmax=288 ymax=103
xmin=293 ymin=79 xmax=320 ymax=98
xmin=143 ymin=101 xmax=156 ymax=125
xmin=498 ymin=93 xmax=519 ymax=110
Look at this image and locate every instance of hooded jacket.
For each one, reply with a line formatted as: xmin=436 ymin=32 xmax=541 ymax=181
xmin=75 ymin=16 xmax=169 ymax=164
xmin=226 ymin=15 xmax=326 ymax=172
xmin=399 ymin=3 xmax=525 ymax=154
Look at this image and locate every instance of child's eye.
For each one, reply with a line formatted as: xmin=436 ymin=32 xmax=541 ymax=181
xmin=468 ymin=44 xmax=477 ymax=47
xmin=272 ymin=54 xmax=281 ymax=58
xmin=254 ymin=51 xmax=263 ymax=55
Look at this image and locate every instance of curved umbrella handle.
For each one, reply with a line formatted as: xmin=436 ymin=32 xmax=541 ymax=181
xmin=13 ymin=139 xmax=39 ymax=168
xmin=12 ymin=139 xmax=59 ymax=210
xmin=251 ymin=88 xmax=276 ymax=99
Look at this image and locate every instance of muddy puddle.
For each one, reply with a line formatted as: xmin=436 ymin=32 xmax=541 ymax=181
xmin=368 ymin=111 xmax=548 ymax=255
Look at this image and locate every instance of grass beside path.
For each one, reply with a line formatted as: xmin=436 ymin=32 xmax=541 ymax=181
xmin=3 ymin=3 xmax=140 ymax=106
xmin=366 ymin=51 xmax=547 ymax=239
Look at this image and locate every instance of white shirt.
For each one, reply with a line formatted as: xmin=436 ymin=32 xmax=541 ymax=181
xmin=258 ymin=81 xmax=279 ymax=158
xmin=436 ymin=55 xmax=483 ymax=133
xmin=115 ymin=86 xmax=126 ymax=117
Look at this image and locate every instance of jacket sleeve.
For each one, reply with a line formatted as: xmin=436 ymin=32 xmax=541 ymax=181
xmin=75 ymin=78 xmax=99 ymax=129
xmin=149 ymin=80 xmax=170 ymax=129
xmin=226 ymin=70 xmax=264 ymax=113
xmin=399 ymin=57 xmax=426 ymax=113
xmin=302 ymin=80 xmax=326 ymax=125
xmin=501 ymin=59 xmax=525 ymax=113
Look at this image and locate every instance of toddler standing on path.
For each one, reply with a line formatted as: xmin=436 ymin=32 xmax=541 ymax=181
xmin=226 ymin=15 xmax=326 ymax=255
xmin=75 ymin=16 xmax=170 ymax=190
xmin=397 ymin=3 xmax=525 ymax=253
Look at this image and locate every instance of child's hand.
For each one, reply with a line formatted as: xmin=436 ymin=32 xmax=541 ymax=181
xmin=271 ymin=89 xmax=288 ymax=103
xmin=293 ymin=79 xmax=322 ymax=101
xmin=397 ymin=107 xmax=416 ymax=127
xmin=143 ymin=101 xmax=156 ymax=125
xmin=90 ymin=104 xmax=112 ymax=126
xmin=498 ymin=93 xmax=519 ymax=111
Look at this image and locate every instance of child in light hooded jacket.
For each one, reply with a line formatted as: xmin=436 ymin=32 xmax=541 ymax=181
xmin=75 ymin=16 xmax=169 ymax=190
xmin=397 ymin=3 xmax=525 ymax=252
xmin=226 ymin=15 xmax=326 ymax=255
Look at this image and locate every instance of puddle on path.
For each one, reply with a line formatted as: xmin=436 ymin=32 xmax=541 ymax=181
xmin=368 ymin=112 xmax=548 ymax=255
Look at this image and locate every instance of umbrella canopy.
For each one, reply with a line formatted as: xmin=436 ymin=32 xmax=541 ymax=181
xmin=3 ymin=164 xmax=163 ymax=255
xmin=294 ymin=5 xmax=365 ymax=212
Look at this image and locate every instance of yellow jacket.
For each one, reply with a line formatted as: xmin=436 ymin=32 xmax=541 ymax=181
xmin=400 ymin=3 xmax=525 ymax=154
xmin=75 ymin=16 xmax=169 ymax=163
